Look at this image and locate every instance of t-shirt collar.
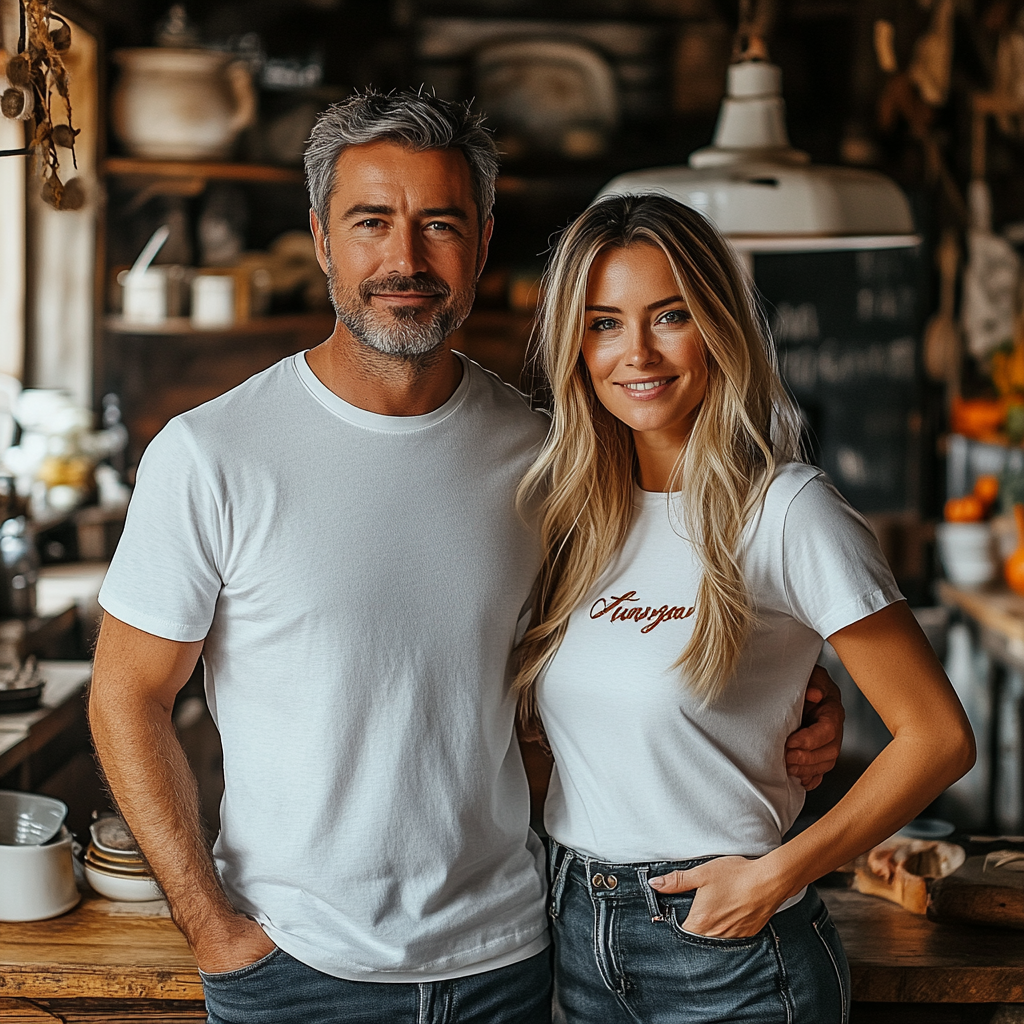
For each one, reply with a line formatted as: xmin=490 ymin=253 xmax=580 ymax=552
xmin=292 ymin=349 xmax=471 ymax=433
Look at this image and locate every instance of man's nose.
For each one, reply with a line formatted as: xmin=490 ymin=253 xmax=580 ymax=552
xmin=383 ymin=222 xmax=428 ymax=277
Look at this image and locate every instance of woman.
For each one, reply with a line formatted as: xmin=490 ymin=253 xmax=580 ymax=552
xmin=514 ymin=194 xmax=975 ymax=1023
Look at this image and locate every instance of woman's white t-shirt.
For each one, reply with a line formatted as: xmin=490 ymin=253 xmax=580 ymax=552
xmin=537 ymin=462 xmax=903 ymax=867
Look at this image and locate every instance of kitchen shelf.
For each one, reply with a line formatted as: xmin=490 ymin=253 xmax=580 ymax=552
xmin=102 ymin=156 xmax=304 ymax=185
xmin=104 ymin=313 xmax=335 ymax=337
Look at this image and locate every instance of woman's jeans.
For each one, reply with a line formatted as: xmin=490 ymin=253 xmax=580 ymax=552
xmin=547 ymin=839 xmax=850 ymax=1024
xmin=201 ymin=946 xmax=552 ymax=1024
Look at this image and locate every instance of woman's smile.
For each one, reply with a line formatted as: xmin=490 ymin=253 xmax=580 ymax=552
xmin=616 ymin=376 xmax=679 ymax=398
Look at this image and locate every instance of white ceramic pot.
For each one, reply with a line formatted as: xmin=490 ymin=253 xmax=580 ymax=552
xmin=112 ymin=48 xmax=256 ymax=161
xmin=191 ymin=274 xmax=235 ymax=328
xmin=936 ymin=522 xmax=998 ymax=587
xmin=0 ymin=826 xmax=80 ymax=921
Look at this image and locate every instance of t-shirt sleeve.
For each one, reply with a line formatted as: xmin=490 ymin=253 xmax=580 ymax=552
xmin=781 ymin=475 xmax=904 ymax=639
xmin=98 ymin=417 xmax=223 ymax=642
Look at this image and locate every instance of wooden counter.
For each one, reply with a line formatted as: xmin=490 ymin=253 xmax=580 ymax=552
xmin=937 ymin=580 xmax=1024 ymax=655
xmin=0 ymin=891 xmax=204 ymax=1020
xmin=4 ymin=887 xmax=1024 ymax=1018
xmin=824 ymin=888 xmax=1024 ymax=1004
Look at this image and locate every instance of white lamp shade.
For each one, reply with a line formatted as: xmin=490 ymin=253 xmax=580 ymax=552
xmin=597 ymin=162 xmax=916 ymax=242
xmin=597 ymin=61 xmax=917 ymax=250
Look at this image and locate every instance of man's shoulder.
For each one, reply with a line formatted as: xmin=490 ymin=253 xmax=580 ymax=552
xmin=463 ymin=355 xmax=550 ymax=438
xmin=177 ymin=355 xmax=300 ymax=436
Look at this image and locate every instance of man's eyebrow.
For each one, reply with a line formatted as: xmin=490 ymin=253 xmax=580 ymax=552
xmin=341 ymin=204 xmax=470 ymax=221
xmin=421 ymin=206 xmax=469 ymax=221
xmin=343 ymin=204 xmax=393 ymax=218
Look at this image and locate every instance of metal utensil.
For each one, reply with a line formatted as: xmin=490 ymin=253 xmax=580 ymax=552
xmin=127 ymin=224 xmax=170 ymax=280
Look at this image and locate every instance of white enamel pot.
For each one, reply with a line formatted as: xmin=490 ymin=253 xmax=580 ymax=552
xmin=0 ymin=825 xmax=80 ymax=921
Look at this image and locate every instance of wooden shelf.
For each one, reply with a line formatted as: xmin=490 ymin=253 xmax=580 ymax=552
xmin=104 ymin=313 xmax=335 ymax=338
xmin=102 ymin=157 xmax=304 ymax=185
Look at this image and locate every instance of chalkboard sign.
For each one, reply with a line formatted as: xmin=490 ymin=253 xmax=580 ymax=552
xmin=754 ymin=247 xmax=924 ymax=514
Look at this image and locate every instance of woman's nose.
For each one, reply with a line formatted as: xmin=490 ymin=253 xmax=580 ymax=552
xmin=624 ymin=325 xmax=658 ymax=368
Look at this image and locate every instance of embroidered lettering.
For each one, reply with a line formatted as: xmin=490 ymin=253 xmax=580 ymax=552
xmin=590 ymin=589 xmax=695 ymax=633
xmin=591 ymin=591 xmax=639 ymax=619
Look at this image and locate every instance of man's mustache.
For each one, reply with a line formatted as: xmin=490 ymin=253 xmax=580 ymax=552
xmin=359 ymin=275 xmax=451 ymax=303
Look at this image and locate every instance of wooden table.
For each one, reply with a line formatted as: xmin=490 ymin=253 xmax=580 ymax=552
xmin=0 ymin=891 xmax=204 ymax=1021
xmin=3 ymin=888 xmax=1024 ymax=1020
xmin=825 ymin=889 xmax=1024 ymax=1005
xmin=937 ymin=581 xmax=1024 ymax=659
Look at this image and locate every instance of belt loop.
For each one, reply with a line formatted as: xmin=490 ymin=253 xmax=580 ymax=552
xmin=636 ymin=866 xmax=665 ymax=923
xmin=548 ymin=842 xmax=574 ymax=920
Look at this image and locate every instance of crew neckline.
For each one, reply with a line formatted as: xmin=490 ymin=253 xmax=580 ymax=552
xmin=634 ymin=484 xmax=683 ymax=509
xmin=291 ymin=349 xmax=472 ymax=433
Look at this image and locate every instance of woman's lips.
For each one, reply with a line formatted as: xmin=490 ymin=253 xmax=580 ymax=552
xmin=616 ymin=377 xmax=676 ymax=399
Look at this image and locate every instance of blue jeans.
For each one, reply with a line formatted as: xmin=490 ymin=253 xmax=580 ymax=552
xmin=547 ymin=839 xmax=849 ymax=1024
xmin=201 ymin=946 xmax=552 ymax=1024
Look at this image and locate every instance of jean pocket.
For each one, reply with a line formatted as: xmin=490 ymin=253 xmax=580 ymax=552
xmin=666 ymin=905 xmax=766 ymax=949
xmin=199 ymin=945 xmax=282 ymax=982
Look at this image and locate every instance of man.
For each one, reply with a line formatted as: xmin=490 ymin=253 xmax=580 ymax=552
xmin=89 ymin=90 xmax=843 ymax=1024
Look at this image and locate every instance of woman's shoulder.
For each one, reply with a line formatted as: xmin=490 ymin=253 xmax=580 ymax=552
xmin=758 ymin=461 xmax=829 ymax=522
xmin=746 ymin=461 xmax=870 ymax=553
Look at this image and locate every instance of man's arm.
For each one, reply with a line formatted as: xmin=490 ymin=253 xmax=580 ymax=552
xmin=784 ymin=664 xmax=845 ymax=791
xmin=89 ymin=612 xmax=275 ymax=973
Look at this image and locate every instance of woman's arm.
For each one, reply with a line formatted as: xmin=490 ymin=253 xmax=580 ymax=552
xmin=650 ymin=600 xmax=975 ymax=937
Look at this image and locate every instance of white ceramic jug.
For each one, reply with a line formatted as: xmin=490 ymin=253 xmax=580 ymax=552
xmin=112 ymin=48 xmax=256 ymax=161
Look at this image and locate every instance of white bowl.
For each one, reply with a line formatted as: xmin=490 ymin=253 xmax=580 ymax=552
xmin=84 ymin=862 xmax=163 ymax=902
xmin=0 ymin=790 xmax=68 ymax=845
xmin=936 ymin=522 xmax=997 ymax=587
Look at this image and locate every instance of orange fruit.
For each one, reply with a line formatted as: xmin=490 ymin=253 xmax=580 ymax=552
xmin=974 ymin=475 xmax=1000 ymax=507
xmin=1009 ymin=505 xmax=1024 ymax=595
xmin=944 ymin=495 xmax=986 ymax=522
xmin=1007 ymin=550 xmax=1024 ymax=595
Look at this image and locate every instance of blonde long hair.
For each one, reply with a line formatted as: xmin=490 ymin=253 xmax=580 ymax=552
xmin=513 ymin=193 xmax=802 ymax=713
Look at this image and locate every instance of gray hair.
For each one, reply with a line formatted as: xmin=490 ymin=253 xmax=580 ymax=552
xmin=304 ymin=88 xmax=499 ymax=231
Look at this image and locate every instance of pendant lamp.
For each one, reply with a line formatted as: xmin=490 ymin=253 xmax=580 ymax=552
xmin=598 ymin=60 xmax=919 ymax=254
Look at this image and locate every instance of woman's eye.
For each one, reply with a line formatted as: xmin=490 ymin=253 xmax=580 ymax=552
xmin=589 ymin=317 xmax=618 ymax=332
xmin=658 ymin=309 xmax=692 ymax=325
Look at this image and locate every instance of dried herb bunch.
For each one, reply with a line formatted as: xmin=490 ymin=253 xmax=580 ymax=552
xmin=2 ymin=0 xmax=83 ymax=210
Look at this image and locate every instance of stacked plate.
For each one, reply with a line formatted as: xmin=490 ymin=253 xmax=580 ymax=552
xmin=84 ymin=816 xmax=162 ymax=901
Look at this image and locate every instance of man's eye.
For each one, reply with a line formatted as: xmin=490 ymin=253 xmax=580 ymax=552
xmin=357 ymin=218 xmax=385 ymax=229
xmin=426 ymin=221 xmax=455 ymax=232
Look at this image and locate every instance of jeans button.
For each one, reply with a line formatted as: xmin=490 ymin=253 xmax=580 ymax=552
xmin=591 ymin=873 xmax=605 ymax=888
xmin=605 ymin=875 xmax=618 ymax=889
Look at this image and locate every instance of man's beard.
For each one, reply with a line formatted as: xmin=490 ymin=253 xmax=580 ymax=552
xmin=327 ymin=264 xmax=475 ymax=363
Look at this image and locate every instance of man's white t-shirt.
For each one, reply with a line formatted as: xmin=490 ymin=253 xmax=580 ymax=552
xmin=99 ymin=351 xmax=551 ymax=982
xmin=537 ymin=463 xmax=903 ymax=875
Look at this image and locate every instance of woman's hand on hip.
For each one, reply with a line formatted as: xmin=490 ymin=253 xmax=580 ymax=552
xmin=648 ymin=856 xmax=787 ymax=939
